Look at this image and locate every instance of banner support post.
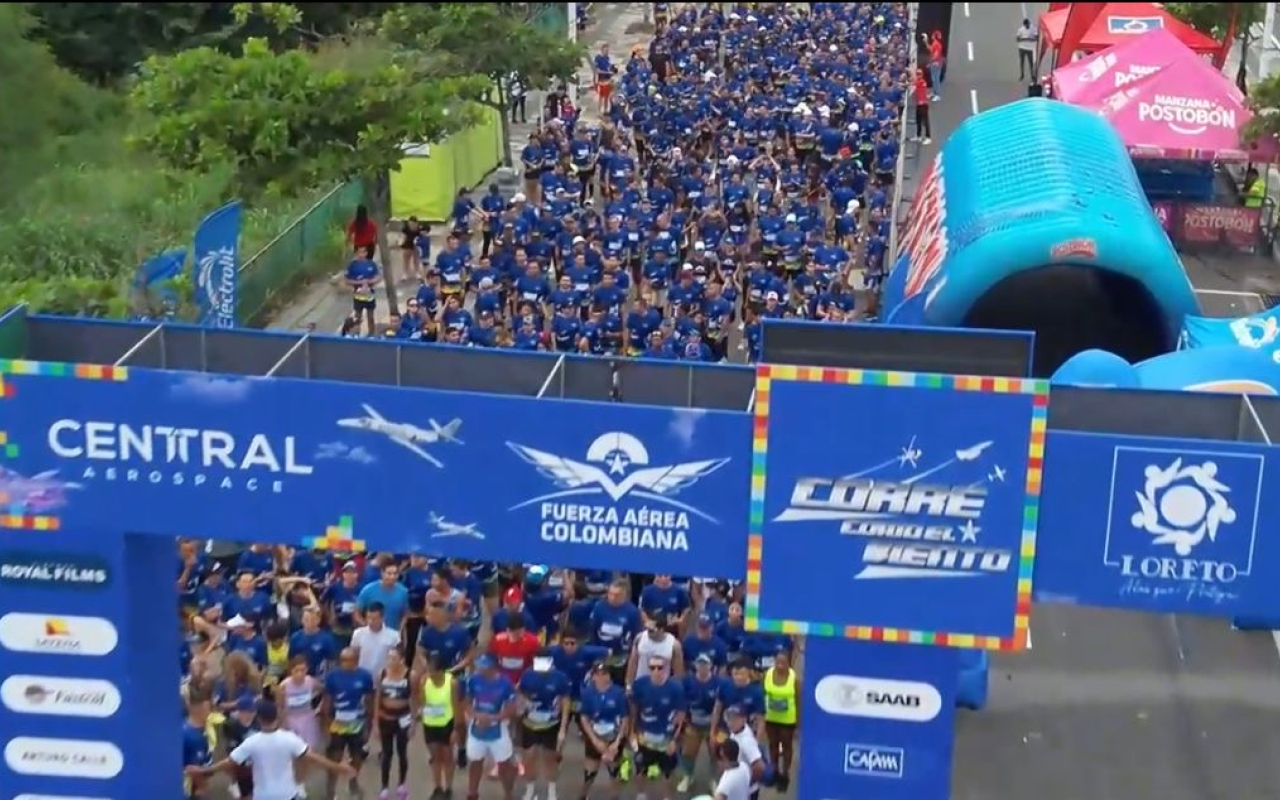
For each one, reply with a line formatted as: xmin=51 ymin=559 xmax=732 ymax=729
xmin=746 ymin=386 xmax=756 ymax=412
xmin=114 ymin=323 xmax=164 ymax=367
xmin=537 ymin=353 xmax=567 ymax=399
xmin=1243 ymin=394 xmax=1273 ymax=444
xmin=265 ymin=333 xmax=311 ymax=377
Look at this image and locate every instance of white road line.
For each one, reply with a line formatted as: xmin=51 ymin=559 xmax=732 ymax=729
xmin=970 ymin=89 xmax=980 ymax=115
xmin=967 ymin=40 xmax=975 ymax=61
xmin=1193 ymin=288 xmax=1265 ymax=297
xmin=964 ymin=2 xmax=971 ymax=17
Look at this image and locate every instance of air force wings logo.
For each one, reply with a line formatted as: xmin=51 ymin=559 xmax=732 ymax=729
xmin=506 ymin=431 xmax=730 ymax=523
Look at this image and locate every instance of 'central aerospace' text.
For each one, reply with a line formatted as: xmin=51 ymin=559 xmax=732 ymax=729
xmin=540 ymin=503 xmax=690 ymax=551
xmin=48 ymin=420 xmax=313 ymax=493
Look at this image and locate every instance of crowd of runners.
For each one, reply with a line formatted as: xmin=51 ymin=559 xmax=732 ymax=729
xmin=342 ymin=2 xmax=909 ymax=364
xmin=178 ymin=546 xmax=798 ymax=800
xmin=190 ymin=3 xmax=911 ymax=798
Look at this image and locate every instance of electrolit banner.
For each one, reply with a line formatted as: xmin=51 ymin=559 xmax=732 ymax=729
xmin=798 ymin=637 xmax=957 ymax=800
xmin=0 ymin=530 xmax=130 ymax=799
xmin=0 ymin=364 xmax=750 ymax=578
xmin=750 ymin=365 xmax=1048 ymax=647
xmin=1035 ymin=431 xmax=1280 ymax=618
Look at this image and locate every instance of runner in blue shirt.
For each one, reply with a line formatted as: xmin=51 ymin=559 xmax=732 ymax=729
xmin=462 ymin=653 xmax=519 ymax=799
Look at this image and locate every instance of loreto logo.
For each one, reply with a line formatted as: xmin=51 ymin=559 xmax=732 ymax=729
xmin=2 ymin=675 xmax=121 ymax=718
xmin=1105 ymin=447 xmax=1263 ymax=605
xmin=0 ymin=551 xmax=111 ymax=589
xmin=844 ymin=743 xmax=905 ymax=779
xmin=0 ymin=613 xmax=118 ymax=656
xmin=814 ymin=675 xmax=942 ymax=722
xmin=4 ymin=737 xmax=124 ymax=779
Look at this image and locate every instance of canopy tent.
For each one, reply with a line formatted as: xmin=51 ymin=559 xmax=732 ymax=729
xmin=1039 ymin=2 xmax=1220 ymax=63
xmin=1051 ymin=28 xmax=1200 ymax=104
xmin=1081 ymin=49 xmax=1280 ymax=162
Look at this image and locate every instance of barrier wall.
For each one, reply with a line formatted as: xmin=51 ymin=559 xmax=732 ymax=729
xmin=391 ymin=106 xmax=505 ymax=222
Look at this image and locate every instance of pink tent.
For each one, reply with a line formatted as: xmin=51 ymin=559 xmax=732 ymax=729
xmin=1092 ymin=55 xmax=1278 ymax=162
xmin=1052 ymin=28 xmax=1198 ymax=105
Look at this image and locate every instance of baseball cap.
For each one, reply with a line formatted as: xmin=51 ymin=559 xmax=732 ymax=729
xmin=573 ymin=235 xmax=586 ymax=245
xmin=785 ymin=213 xmax=797 ymax=223
xmin=590 ymin=661 xmax=610 ymax=675
xmin=236 ymin=694 xmax=257 ymax=712
xmin=724 ymin=704 xmax=746 ymax=718
xmin=342 ymin=562 xmax=358 ymax=572
xmin=476 ymin=653 xmax=497 ymax=670
xmin=479 ymin=277 xmax=495 ymax=289
xmin=766 ymin=291 xmax=779 ymax=301
xmin=695 ymin=652 xmax=714 ymax=666
xmin=512 ymin=192 xmax=526 ymax=202
xmin=503 ymin=585 xmax=523 ymax=605
xmin=226 ymin=614 xmax=251 ymax=628
xmin=697 ymin=612 xmax=713 ymax=627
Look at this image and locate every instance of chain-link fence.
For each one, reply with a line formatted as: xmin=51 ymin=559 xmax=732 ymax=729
xmin=237 ymin=181 xmax=366 ymax=327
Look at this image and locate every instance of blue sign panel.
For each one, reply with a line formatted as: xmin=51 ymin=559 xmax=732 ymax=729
xmin=750 ymin=366 xmax=1047 ymax=646
xmin=1036 ymin=431 xmax=1280 ymax=617
xmin=0 ymin=364 xmax=750 ymax=578
xmin=799 ymin=637 xmax=957 ymax=800
xmin=1107 ymin=15 xmax=1165 ymax=34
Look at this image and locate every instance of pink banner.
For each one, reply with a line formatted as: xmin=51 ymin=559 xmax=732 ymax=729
xmin=1178 ymin=204 xmax=1261 ymax=251
xmin=1151 ymin=201 xmax=1175 ymax=234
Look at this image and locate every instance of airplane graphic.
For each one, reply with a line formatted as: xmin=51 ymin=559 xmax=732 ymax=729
xmin=989 ymin=465 xmax=1007 ymax=483
xmin=427 ymin=513 xmax=485 ymax=540
xmin=337 ymin=404 xmax=462 ymax=468
xmin=897 ymin=436 xmax=922 ymax=469
xmin=0 ymin=467 xmax=81 ymax=512
xmin=955 ymin=441 xmax=994 ymax=462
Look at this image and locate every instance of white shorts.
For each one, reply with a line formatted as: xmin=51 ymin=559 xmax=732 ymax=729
xmin=466 ymin=732 xmax=514 ymax=764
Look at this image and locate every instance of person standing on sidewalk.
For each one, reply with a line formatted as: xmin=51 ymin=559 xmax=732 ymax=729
xmin=1017 ymin=19 xmax=1038 ymax=81
xmin=913 ymin=69 xmax=932 ymax=145
xmin=925 ymin=31 xmax=944 ymax=101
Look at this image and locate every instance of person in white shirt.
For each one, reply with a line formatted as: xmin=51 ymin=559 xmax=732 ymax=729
xmin=185 ymin=701 xmax=352 ymax=800
xmin=352 ymin=602 xmax=402 ymax=677
xmin=714 ymin=739 xmax=752 ymax=800
xmin=1016 ymin=18 xmax=1038 ymax=81
xmin=724 ymin=705 xmax=766 ymax=800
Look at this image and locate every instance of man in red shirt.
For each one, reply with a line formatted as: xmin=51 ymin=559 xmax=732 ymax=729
xmin=490 ymin=612 xmax=539 ymax=685
xmin=913 ymin=69 xmax=932 ymax=145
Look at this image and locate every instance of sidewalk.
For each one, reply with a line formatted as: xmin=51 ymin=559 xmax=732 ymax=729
xmin=266 ymin=2 xmax=652 ymax=334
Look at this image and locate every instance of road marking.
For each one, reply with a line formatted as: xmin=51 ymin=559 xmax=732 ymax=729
xmin=1193 ymin=288 xmax=1265 ymax=297
xmin=967 ymin=41 xmax=975 ymax=61
xmin=964 ymin=2 xmax=971 ymax=17
xmin=970 ymin=89 xmax=980 ymax=115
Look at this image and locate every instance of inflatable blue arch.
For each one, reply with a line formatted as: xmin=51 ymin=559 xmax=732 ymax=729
xmin=882 ymin=98 xmax=1201 ymax=376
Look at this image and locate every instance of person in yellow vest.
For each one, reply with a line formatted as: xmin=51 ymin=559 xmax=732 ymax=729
xmin=415 ymin=654 xmax=460 ymax=799
xmin=1245 ymin=168 xmax=1267 ymax=209
xmin=762 ymin=650 xmax=800 ymax=793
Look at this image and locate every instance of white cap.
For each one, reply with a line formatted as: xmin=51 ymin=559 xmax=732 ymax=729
xmin=682 ymin=263 xmax=695 ymax=272
xmin=728 ymin=11 xmax=740 ymax=19
xmin=572 ymin=235 xmax=585 ymax=244
xmin=794 ymin=103 xmax=809 ymax=115
xmin=227 ymin=615 xmax=250 ymax=628
xmin=846 ymin=199 xmax=861 ymax=213
xmin=704 ymin=70 xmax=717 ymax=82
xmin=847 ymin=122 xmax=860 ymax=132
xmin=694 ymin=241 xmax=706 ymax=251
xmin=829 ymin=44 xmax=839 ymax=52
xmin=513 ymin=192 xmax=526 ymax=202
xmin=766 ymin=291 xmax=779 ymax=300
xmin=785 ymin=213 xmax=798 ymax=223
xmin=479 ymin=277 xmax=495 ymax=289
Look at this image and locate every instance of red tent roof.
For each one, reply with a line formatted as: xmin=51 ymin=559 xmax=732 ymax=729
xmin=1040 ymin=2 xmax=1220 ymax=56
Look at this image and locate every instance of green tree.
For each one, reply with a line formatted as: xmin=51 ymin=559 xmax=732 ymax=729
xmin=380 ymin=3 xmax=584 ymax=165
xmin=1166 ymin=2 xmax=1264 ymax=91
xmin=128 ymin=36 xmax=484 ymax=309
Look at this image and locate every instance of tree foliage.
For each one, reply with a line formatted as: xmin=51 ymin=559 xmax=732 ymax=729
xmin=1166 ymin=2 xmax=1264 ymax=89
xmin=129 ymin=37 xmax=484 ymax=198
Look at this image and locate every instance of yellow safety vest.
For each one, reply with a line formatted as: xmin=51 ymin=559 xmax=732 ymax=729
xmin=763 ymin=667 xmax=797 ymax=725
xmin=421 ymin=673 xmax=454 ymax=727
xmin=1246 ymin=179 xmax=1266 ymax=209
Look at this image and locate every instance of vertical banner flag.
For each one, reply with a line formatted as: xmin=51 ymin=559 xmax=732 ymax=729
xmin=1035 ymin=431 xmax=1280 ymax=618
xmin=748 ymin=365 xmax=1048 ymax=649
xmin=192 ymin=200 xmax=242 ymax=328
xmin=131 ymin=249 xmax=188 ymax=320
xmin=799 ymin=637 xmax=958 ymax=800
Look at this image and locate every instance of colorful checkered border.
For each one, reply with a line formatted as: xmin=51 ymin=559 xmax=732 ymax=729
xmin=0 ymin=360 xmax=128 ymax=530
xmin=304 ymin=515 xmax=368 ymax=553
xmin=745 ymin=364 xmax=1050 ymax=652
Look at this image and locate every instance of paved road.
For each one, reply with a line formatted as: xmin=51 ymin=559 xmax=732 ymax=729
xmin=939 ymin=5 xmax=1280 ymax=800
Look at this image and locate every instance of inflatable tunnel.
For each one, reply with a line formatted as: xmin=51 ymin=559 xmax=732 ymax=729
xmin=882 ymin=98 xmax=1201 ymax=377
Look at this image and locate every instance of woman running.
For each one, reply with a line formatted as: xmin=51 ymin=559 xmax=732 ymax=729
xmin=376 ymin=647 xmax=413 ymax=800
xmin=414 ymin=654 xmax=459 ymax=799
xmin=763 ymin=650 xmax=799 ymax=792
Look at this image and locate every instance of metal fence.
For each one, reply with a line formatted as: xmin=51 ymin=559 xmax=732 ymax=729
xmin=237 ymin=181 xmax=366 ymax=327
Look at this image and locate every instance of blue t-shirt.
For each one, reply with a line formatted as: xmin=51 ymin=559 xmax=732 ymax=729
xmin=324 ymin=667 xmax=375 ymax=733
xmin=579 ymin=682 xmax=628 ymax=742
xmin=549 ymin=643 xmax=611 ymax=701
xmin=683 ymin=673 xmax=726 ymax=728
xmin=289 ymin=628 xmax=337 ymax=676
xmin=682 ymin=633 xmax=729 ymax=670
xmin=717 ymin=679 xmax=765 ymax=726
xmin=182 ymin=721 xmax=212 ymax=768
xmin=518 ymin=668 xmax=571 ymax=730
xmin=590 ymin=601 xmax=641 ymax=660
xmin=418 ymin=623 xmax=473 ymax=670
xmin=639 ymin=583 xmax=691 ymax=619
xmin=464 ymin=673 xmax=515 ymax=741
xmin=357 ymin=581 xmax=410 ymax=629
xmin=629 ymin=675 xmax=687 ymax=747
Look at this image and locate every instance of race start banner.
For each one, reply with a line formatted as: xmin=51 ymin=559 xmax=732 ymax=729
xmin=1035 ymin=431 xmax=1280 ymax=618
xmin=748 ymin=365 xmax=1049 ymax=649
xmin=798 ymin=636 xmax=958 ymax=800
xmin=0 ymin=361 xmax=750 ymax=578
